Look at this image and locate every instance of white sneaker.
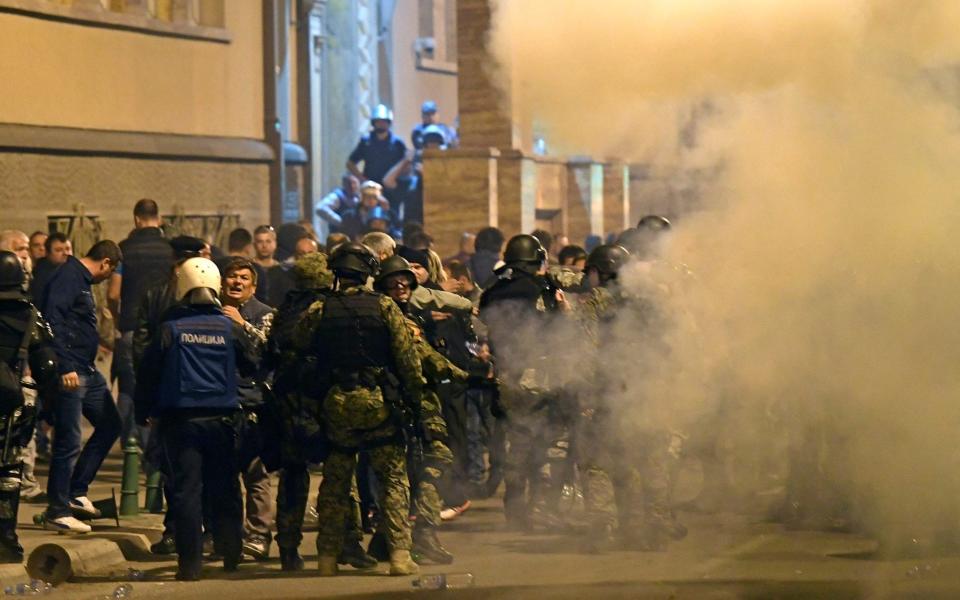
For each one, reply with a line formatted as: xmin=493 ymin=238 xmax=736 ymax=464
xmin=440 ymin=500 xmax=472 ymax=521
xmin=69 ymin=496 xmax=100 ymax=518
xmin=45 ymin=515 xmax=91 ymax=534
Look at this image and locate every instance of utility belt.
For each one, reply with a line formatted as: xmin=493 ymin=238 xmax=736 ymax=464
xmin=329 ymin=429 xmax=405 ymax=455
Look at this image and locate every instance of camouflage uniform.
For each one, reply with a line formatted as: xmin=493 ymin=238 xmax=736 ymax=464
xmin=295 ymin=287 xmax=424 ymax=556
xmin=576 ymin=285 xmax=673 ymax=549
xmin=262 ymin=254 xmax=368 ymax=559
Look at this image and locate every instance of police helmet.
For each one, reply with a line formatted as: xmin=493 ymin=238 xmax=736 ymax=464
xmin=503 ymin=234 xmax=547 ymax=265
xmin=421 ymin=100 xmax=438 ymax=114
xmin=374 ymin=255 xmax=418 ymax=292
xmin=371 ymin=104 xmax=394 ymax=123
xmin=0 ymin=251 xmax=25 ymax=299
xmin=585 ymin=244 xmax=630 ymax=277
xmin=637 ymin=214 xmax=672 ymax=232
xmin=176 ymin=258 xmax=221 ymax=302
xmin=329 ymin=242 xmax=380 ymax=279
xmin=421 ymin=124 xmax=447 ymax=147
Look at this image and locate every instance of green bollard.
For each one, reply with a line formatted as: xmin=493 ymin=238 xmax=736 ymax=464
xmin=144 ymin=470 xmax=163 ymax=513
xmin=119 ymin=436 xmax=140 ymax=517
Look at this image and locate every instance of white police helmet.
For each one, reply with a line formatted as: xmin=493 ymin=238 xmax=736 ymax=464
xmin=176 ymin=257 xmax=221 ymax=301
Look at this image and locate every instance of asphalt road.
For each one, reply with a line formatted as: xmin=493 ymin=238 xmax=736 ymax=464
xmin=9 ymin=453 xmax=960 ymax=599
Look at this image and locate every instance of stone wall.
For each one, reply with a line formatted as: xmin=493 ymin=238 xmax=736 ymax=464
xmin=0 ymin=153 xmax=269 ymax=246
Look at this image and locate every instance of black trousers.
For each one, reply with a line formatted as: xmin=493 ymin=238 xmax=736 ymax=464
xmin=439 ymin=380 xmax=470 ymax=506
xmin=160 ymin=415 xmax=242 ymax=576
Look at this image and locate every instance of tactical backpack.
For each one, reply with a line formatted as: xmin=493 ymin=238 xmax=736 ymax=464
xmin=0 ymin=309 xmax=36 ymax=414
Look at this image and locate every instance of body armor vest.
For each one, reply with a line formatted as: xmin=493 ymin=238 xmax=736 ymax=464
xmin=315 ymin=292 xmax=392 ymax=370
xmin=158 ymin=313 xmax=238 ymax=411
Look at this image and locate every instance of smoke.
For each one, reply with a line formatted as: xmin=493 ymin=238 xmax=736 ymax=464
xmin=487 ymin=1 xmax=960 ymax=548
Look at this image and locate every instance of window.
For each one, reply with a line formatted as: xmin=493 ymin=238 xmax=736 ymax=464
xmin=416 ymin=0 xmax=456 ymax=74
xmin=0 ymin=0 xmax=229 ymax=42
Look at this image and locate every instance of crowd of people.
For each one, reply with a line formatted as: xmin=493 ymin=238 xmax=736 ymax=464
xmin=0 ymin=193 xmax=700 ymax=582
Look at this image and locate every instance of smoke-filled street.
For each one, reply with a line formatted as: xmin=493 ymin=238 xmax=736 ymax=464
xmin=4 ymin=0 xmax=960 ymax=598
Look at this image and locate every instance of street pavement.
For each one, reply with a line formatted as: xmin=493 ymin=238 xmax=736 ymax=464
xmin=6 ymin=450 xmax=960 ymax=599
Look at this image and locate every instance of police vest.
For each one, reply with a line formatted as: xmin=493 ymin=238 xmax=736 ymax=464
xmin=314 ymin=292 xmax=392 ymax=371
xmin=157 ymin=313 xmax=238 ymax=411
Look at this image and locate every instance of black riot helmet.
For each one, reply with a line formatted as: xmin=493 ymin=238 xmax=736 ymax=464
xmin=585 ymin=244 xmax=630 ymax=280
xmin=329 ymin=242 xmax=380 ymax=281
xmin=374 ymin=255 xmax=418 ymax=292
xmin=503 ymin=234 xmax=547 ymax=266
xmin=637 ymin=214 xmax=672 ymax=232
xmin=0 ymin=251 xmax=26 ymax=299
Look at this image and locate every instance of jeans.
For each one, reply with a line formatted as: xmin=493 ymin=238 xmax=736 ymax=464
xmin=46 ymin=370 xmax=121 ymax=519
xmin=113 ymin=332 xmax=146 ymax=448
xmin=465 ymin=389 xmax=486 ymax=483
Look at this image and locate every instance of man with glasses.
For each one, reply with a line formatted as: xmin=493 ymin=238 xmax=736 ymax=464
xmin=41 ymin=240 xmax=123 ymax=533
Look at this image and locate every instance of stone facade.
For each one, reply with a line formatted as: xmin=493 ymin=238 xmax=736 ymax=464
xmin=0 ymin=153 xmax=268 ymax=245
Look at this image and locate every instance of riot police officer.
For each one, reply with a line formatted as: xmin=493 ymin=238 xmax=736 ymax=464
xmin=135 ymin=258 xmax=258 ymax=580
xmin=0 ymin=251 xmax=57 ymax=561
xmin=578 ymin=243 xmax=681 ymax=552
xmin=295 ymin=242 xmax=423 ymax=576
xmin=479 ymin=234 xmax=565 ymax=529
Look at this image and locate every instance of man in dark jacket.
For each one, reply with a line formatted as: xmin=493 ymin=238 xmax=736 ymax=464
xmin=41 ymin=240 xmax=123 ymax=533
xmin=108 ymin=199 xmax=174 ymax=446
xmin=0 ymin=252 xmax=58 ymax=560
xmin=131 ymin=235 xmax=207 ymax=555
xmin=28 ymin=232 xmax=71 ymax=304
xmin=470 ymin=227 xmax=505 ymax=290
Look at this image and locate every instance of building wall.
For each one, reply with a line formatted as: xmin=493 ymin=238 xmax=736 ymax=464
xmin=0 ymin=3 xmax=269 ymax=242
xmin=0 ymin=4 xmax=263 ymax=138
xmin=0 ymin=153 xmax=269 ymax=245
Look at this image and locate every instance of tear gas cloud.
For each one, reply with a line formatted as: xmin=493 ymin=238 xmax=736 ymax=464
xmin=488 ymin=1 xmax=960 ymax=547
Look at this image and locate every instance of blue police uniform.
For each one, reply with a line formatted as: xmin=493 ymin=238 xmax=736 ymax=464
xmin=347 ymin=132 xmax=407 ymax=184
xmin=136 ymin=304 xmax=248 ymax=580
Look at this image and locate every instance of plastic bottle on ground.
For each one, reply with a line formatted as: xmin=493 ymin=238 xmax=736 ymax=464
xmin=412 ymin=573 xmax=475 ymax=590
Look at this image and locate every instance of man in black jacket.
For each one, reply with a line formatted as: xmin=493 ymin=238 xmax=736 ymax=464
xmin=131 ymin=235 xmax=207 ymax=555
xmin=108 ymin=199 xmax=174 ymax=447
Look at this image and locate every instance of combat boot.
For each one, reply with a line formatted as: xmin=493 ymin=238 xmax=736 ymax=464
xmin=317 ymin=555 xmax=338 ymax=577
xmin=338 ymin=540 xmax=378 ymax=569
xmin=366 ymin=530 xmax=390 ymax=562
xmin=0 ymin=529 xmax=22 ymax=563
xmin=388 ymin=549 xmax=419 ymax=576
xmin=412 ymin=527 xmax=454 ymax=565
xmin=279 ymin=546 xmax=304 ymax=571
